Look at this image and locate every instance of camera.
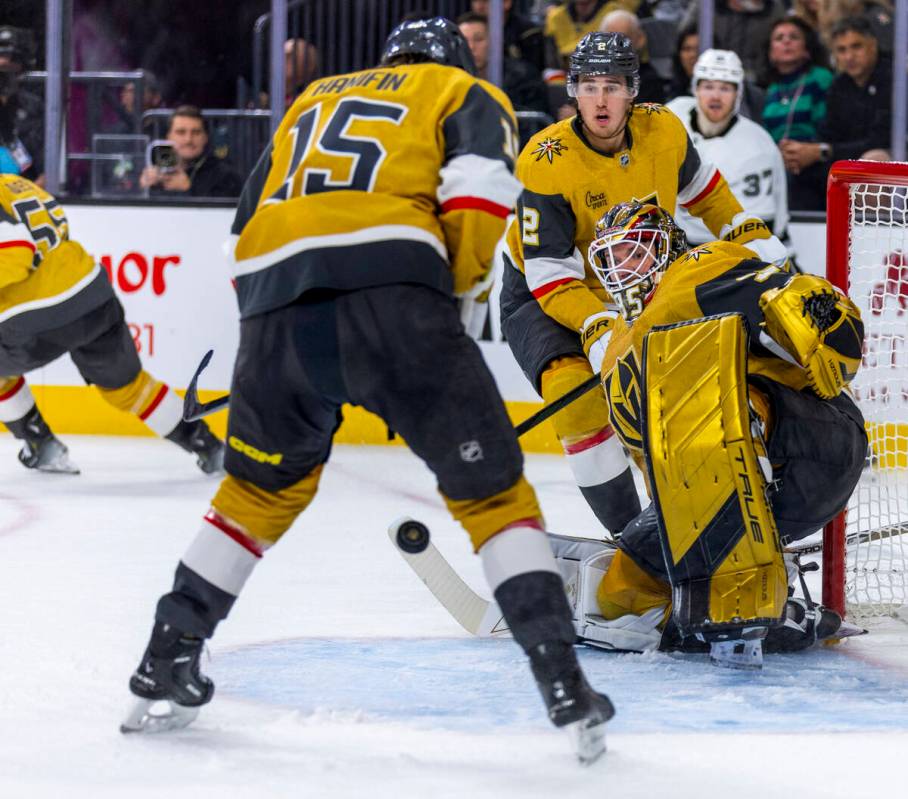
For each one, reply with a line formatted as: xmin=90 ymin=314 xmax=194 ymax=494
xmin=146 ymin=140 xmax=179 ymax=174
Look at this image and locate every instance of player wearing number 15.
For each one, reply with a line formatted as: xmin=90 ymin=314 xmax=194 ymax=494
xmin=0 ymin=174 xmax=224 ymax=474
xmin=123 ymin=18 xmax=615 ymax=757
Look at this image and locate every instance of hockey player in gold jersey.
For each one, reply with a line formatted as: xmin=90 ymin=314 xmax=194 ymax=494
xmin=123 ymin=18 xmax=614 ymax=762
xmin=0 ymin=174 xmax=224 ymax=474
xmin=501 ymin=31 xmax=788 ymax=539
xmin=555 ymin=201 xmax=867 ymax=668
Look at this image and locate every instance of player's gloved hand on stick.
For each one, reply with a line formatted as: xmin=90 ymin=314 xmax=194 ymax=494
xmin=720 ymin=211 xmax=789 ymax=267
xmin=580 ymin=310 xmax=617 ymax=375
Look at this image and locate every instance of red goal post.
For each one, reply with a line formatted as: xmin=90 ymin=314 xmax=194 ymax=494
xmin=823 ymin=159 xmax=908 ymax=619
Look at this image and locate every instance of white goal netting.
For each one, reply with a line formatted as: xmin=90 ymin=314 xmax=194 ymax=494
xmin=835 ymin=178 xmax=908 ymax=619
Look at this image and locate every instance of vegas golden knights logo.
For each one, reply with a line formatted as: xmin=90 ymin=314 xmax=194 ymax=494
xmin=604 ymin=353 xmax=644 ymax=450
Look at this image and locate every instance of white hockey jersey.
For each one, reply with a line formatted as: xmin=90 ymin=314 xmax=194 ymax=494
xmin=666 ymin=96 xmax=788 ymax=245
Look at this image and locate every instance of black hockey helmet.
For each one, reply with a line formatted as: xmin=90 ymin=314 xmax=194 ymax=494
xmin=0 ymin=26 xmax=37 ymax=70
xmin=568 ymin=32 xmax=639 ymax=99
xmin=380 ymin=17 xmax=476 ymax=75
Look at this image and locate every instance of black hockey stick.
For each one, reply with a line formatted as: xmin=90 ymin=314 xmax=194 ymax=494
xmin=182 ymin=350 xmax=229 ymax=422
xmin=786 ymin=522 xmax=908 ymax=556
xmin=182 ymin=349 xmax=603 ymax=435
xmin=514 ymin=373 xmax=602 ymax=437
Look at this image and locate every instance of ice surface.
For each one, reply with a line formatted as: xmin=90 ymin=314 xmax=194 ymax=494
xmin=1 ymin=435 xmax=906 ymax=799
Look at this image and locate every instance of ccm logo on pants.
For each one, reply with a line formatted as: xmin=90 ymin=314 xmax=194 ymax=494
xmin=228 ymin=436 xmax=283 ymax=465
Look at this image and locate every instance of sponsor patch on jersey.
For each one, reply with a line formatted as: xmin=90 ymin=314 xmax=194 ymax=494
xmin=531 ymin=136 xmax=568 ymax=164
xmin=585 ymin=189 xmax=608 ymax=210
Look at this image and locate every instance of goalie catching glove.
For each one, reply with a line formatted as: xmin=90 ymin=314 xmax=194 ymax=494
xmin=580 ymin=310 xmax=618 ymax=374
xmin=759 ymin=273 xmax=864 ymax=399
xmin=720 ymin=211 xmax=789 ymax=267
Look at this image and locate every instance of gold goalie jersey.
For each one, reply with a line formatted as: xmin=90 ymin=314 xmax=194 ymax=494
xmin=602 ymin=240 xmax=863 ymax=458
xmin=506 ymin=105 xmax=743 ymax=333
xmin=0 ymin=175 xmax=106 ymax=335
xmin=230 ymin=62 xmax=522 ymax=319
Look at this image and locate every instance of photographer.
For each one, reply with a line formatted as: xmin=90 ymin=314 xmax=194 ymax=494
xmin=139 ymin=105 xmax=242 ymax=198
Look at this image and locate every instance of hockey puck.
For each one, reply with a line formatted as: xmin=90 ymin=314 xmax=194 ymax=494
xmin=396 ymin=520 xmax=430 ymax=554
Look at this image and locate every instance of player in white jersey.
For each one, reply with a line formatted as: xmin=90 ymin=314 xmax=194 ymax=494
xmin=666 ymin=50 xmax=789 ymax=247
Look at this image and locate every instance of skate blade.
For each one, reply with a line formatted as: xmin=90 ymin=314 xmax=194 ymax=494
xmin=709 ymin=655 xmax=763 ymax=671
xmin=29 ymin=440 xmax=81 ymax=475
xmin=565 ymin=716 xmax=608 ymax=766
xmin=709 ymin=639 xmax=763 ymax=671
xmin=119 ymin=697 xmax=200 ymax=734
xmin=36 ymin=461 xmax=80 ymax=475
xmin=834 ymin=620 xmax=869 ymax=640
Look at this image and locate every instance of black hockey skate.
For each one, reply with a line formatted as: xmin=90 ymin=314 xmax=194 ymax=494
xmin=165 ymin=419 xmax=225 ymax=474
xmin=7 ymin=406 xmax=79 ymax=474
xmin=530 ymin=642 xmax=615 ymax=765
xmin=121 ymin=621 xmax=214 ymax=734
xmin=764 ymin=598 xmax=866 ymax=651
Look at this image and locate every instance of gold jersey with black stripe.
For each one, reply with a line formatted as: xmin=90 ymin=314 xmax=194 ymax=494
xmin=601 ymin=241 xmax=809 ymax=456
xmin=506 ymin=106 xmax=743 ymax=334
xmin=230 ymin=62 xmax=522 ymax=319
xmin=0 ymin=175 xmax=108 ymax=336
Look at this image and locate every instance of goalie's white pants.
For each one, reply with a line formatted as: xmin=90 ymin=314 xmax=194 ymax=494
xmin=548 ymin=534 xmax=664 ymax=652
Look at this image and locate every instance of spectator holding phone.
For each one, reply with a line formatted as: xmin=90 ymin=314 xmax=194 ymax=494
xmin=139 ymin=105 xmax=242 ymax=198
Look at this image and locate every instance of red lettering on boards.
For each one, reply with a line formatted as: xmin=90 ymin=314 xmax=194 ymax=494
xmin=98 ymin=253 xmax=181 ymax=295
xmin=127 ymin=322 xmax=155 ymax=356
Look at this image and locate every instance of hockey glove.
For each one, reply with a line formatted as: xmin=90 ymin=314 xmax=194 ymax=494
xmin=720 ymin=212 xmax=789 ymax=267
xmin=759 ymin=274 xmax=864 ymax=399
xmin=580 ymin=310 xmax=617 ymax=375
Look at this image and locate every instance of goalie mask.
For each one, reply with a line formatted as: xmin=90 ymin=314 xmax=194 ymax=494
xmin=380 ymin=17 xmax=476 ymax=75
xmin=588 ymin=202 xmax=688 ymax=322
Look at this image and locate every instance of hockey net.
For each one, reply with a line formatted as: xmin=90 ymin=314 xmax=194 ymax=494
xmin=823 ymin=160 xmax=908 ymax=621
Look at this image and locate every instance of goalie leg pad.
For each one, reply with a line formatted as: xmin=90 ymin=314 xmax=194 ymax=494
xmin=642 ymin=315 xmax=788 ymax=639
xmin=550 ymin=535 xmax=664 ymax=652
xmin=596 ymin=548 xmax=671 ymax=621
xmin=549 ymin=534 xmax=617 ymax=619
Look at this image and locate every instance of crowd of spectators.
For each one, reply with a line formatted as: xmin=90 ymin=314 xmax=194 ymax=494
xmin=512 ymin=0 xmax=902 ymax=211
xmin=0 ymin=1 xmax=903 ymax=207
